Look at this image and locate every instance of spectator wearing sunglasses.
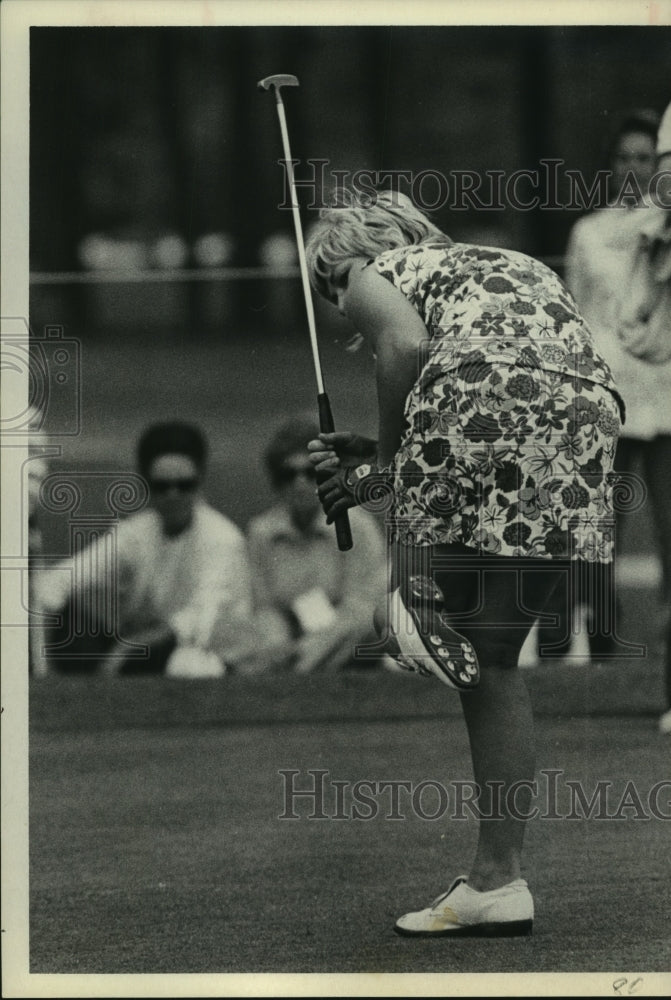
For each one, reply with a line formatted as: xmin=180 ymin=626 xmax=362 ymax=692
xmin=33 ymin=421 xmax=254 ymax=676
xmin=246 ymin=415 xmax=389 ymax=674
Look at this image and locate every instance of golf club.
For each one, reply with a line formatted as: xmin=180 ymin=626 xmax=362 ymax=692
xmin=258 ymin=73 xmax=353 ymax=552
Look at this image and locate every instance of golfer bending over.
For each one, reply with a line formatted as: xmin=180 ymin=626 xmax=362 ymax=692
xmin=305 ymin=190 xmax=624 ymax=937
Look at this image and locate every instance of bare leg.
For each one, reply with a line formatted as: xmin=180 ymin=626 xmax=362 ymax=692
xmin=459 ymin=668 xmax=535 ymax=891
xmin=432 ymin=548 xmax=565 ymax=892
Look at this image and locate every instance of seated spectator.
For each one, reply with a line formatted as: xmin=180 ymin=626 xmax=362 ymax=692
xmin=33 ymin=421 xmax=253 ymax=677
xmin=246 ymin=415 xmax=389 ymax=674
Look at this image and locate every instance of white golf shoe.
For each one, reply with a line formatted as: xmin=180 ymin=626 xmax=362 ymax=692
xmin=385 ymin=576 xmax=480 ymax=691
xmin=394 ymin=876 xmax=534 ymax=937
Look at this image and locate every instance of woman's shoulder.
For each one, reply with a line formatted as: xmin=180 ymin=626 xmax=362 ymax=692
xmin=382 ymin=240 xmax=526 ymax=268
xmin=388 ymin=240 xmax=547 ymax=277
xmin=372 ymin=239 xmax=456 ymax=274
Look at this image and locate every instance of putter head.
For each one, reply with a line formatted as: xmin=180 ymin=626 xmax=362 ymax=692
xmin=257 ymin=74 xmax=299 ymax=92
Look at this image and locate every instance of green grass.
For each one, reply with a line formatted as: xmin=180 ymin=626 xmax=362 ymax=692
xmin=28 ymin=671 xmax=671 ymax=976
xmin=21 ymin=328 xmax=671 ymax=987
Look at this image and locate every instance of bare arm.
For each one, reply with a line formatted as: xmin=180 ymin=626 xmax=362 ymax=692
xmin=33 ymin=530 xmax=117 ymax=613
xmin=345 ymin=262 xmax=430 ymax=468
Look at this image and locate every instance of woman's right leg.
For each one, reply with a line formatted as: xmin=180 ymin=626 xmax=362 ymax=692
xmin=431 ymin=550 xmax=568 ymax=891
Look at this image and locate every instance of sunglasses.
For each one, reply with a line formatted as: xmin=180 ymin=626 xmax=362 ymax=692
xmin=149 ymin=477 xmax=199 ymax=494
xmin=277 ymin=465 xmax=317 ymax=485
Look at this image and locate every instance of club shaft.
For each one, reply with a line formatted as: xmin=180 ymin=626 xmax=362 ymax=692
xmin=268 ymin=83 xmax=353 ymax=552
xmin=274 ymin=97 xmax=325 ymax=395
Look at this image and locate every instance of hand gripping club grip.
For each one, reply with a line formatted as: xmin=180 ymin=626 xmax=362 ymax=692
xmin=317 ymin=393 xmax=353 ymax=551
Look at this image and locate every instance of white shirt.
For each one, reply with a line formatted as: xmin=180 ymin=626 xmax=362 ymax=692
xmin=247 ymin=504 xmax=387 ymax=639
xmin=565 ymin=202 xmax=671 ymax=437
xmin=34 ymin=500 xmax=253 ymax=663
xmin=657 ymin=101 xmax=671 ymax=157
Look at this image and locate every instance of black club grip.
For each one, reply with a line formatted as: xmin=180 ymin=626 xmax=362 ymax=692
xmin=317 ymin=392 xmax=353 ymax=551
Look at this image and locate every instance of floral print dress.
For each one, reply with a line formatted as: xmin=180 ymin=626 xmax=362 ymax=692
xmin=371 ymin=241 xmax=625 ymax=562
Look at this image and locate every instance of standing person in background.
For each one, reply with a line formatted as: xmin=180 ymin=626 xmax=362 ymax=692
xmin=616 ymin=102 xmax=671 ymax=734
xmin=34 ymin=421 xmax=254 ymax=677
xmin=544 ymin=109 xmax=664 ymax=666
xmin=246 ymin=415 xmax=388 ymax=674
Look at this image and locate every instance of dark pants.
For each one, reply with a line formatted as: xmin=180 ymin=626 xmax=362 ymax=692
xmin=389 ymin=541 xmax=569 ymax=669
xmin=44 ymin=598 xmax=176 ymax=675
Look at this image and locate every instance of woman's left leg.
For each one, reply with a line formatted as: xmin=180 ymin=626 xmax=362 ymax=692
xmin=393 ymin=548 xmax=569 ymax=937
xmin=432 ymin=553 xmax=566 ymax=891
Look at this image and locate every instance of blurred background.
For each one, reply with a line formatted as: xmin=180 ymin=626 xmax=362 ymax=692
xmin=28 ymin=25 xmax=670 ymax=560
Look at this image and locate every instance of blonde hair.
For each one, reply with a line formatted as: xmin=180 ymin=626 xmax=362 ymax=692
xmin=305 ymin=188 xmax=447 ymax=300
